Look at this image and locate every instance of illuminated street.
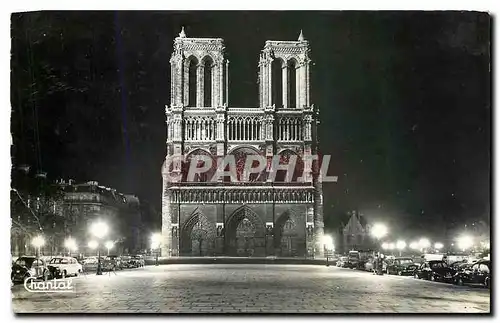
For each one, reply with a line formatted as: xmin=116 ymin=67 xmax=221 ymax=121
xmin=11 ymin=265 xmax=490 ymax=313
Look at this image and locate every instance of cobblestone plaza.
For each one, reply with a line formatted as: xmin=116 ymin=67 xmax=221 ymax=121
xmin=12 ymin=265 xmax=490 ymax=313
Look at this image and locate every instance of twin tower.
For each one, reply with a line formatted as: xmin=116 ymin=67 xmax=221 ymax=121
xmin=161 ymin=28 xmax=325 ymax=258
xmin=168 ymin=27 xmax=311 ymax=110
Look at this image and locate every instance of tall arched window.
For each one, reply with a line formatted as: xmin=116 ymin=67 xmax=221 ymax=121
xmin=203 ymin=56 xmax=213 ymax=107
xmin=272 ymin=58 xmax=283 ymax=108
xmin=288 ymin=59 xmax=297 ymax=109
xmin=188 ymin=57 xmax=198 ymax=107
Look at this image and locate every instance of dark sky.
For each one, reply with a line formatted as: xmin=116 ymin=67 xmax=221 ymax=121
xmin=10 ymin=11 xmax=491 ymax=239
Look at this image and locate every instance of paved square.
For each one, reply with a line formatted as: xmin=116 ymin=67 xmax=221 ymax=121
xmin=11 ymin=264 xmax=490 ymax=313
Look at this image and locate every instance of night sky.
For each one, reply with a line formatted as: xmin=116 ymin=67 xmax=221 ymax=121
xmin=10 ymin=11 xmax=491 ymax=239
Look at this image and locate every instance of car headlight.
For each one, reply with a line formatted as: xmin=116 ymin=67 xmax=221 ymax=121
xmin=16 ymin=270 xmax=20 ymax=273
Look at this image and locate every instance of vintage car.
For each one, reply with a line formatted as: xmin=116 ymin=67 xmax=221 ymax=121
xmin=131 ymin=255 xmax=145 ymax=268
xmin=47 ymin=257 xmax=82 ymax=278
xmin=11 ymin=256 xmax=51 ymax=283
xmin=453 ymin=260 xmax=490 ymax=288
xmin=414 ymin=260 xmax=456 ymax=283
xmin=386 ymin=257 xmax=419 ymax=276
xmin=103 ymin=255 xmax=123 ymax=271
xmin=336 ymin=256 xmax=348 ymax=268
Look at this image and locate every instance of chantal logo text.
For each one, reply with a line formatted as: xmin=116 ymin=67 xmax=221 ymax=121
xmin=24 ymin=277 xmax=75 ymax=293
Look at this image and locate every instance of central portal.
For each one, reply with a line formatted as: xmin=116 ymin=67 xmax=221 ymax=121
xmin=226 ymin=206 xmax=266 ymax=257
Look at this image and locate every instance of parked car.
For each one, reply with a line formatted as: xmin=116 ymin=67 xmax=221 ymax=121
xmin=120 ymin=256 xmax=133 ymax=268
xmin=449 ymin=260 xmax=469 ymax=271
xmin=11 ymin=256 xmax=51 ymax=283
xmin=103 ymin=255 xmax=123 ymax=271
xmin=414 ymin=260 xmax=455 ymax=283
xmin=386 ymin=257 xmax=419 ymax=276
xmin=336 ymin=256 xmax=348 ymax=268
xmin=364 ymin=258 xmax=375 ymax=272
xmin=47 ymin=257 xmax=83 ymax=278
xmin=131 ymin=255 xmax=145 ymax=267
xmin=454 ymin=260 xmax=490 ymax=288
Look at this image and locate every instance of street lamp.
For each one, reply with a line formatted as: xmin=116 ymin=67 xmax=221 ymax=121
xmin=397 ymin=240 xmax=406 ymax=256
xmin=419 ymin=238 xmax=430 ymax=253
xmin=105 ymin=241 xmax=114 ymax=256
xmin=457 ymin=235 xmax=473 ymax=252
xmin=322 ymin=235 xmax=334 ymax=267
xmin=31 ymin=235 xmax=45 ymax=257
xmin=90 ymin=221 xmax=109 ymax=275
xmin=381 ymin=242 xmax=389 ymax=250
xmin=88 ymin=240 xmax=98 ymax=253
xmin=151 ymin=233 xmax=161 ymax=266
xmin=409 ymin=241 xmax=419 ymax=250
xmin=434 ymin=242 xmax=444 ymax=252
xmin=371 ymin=223 xmax=388 ymax=240
xmin=64 ymin=237 xmax=77 ymax=257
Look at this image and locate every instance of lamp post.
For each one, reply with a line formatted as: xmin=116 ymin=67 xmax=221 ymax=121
xmin=64 ymin=237 xmax=77 ymax=257
xmin=105 ymin=241 xmax=114 ymax=256
xmin=90 ymin=221 xmax=109 ymax=275
xmin=371 ymin=223 xmax=388 ymax=275
xmin=396 ymin=240 xmax=406 ymax=257
xmin=457 ymin=235 xmax=473 ymax=253
xmin=419 ymin=238 xmax=430 ymax=253
xmin=31 ymin=235 xmax=45 ymax=258
xmin=151 ymin=233 xmax=161 ymax=266
xmin=322 ymin=235 xmax=334 ymax=267
xmin=88 ymin=240 xmax=98 ymax=255
xmin=434 ymin=242 xmax=444 ymax=253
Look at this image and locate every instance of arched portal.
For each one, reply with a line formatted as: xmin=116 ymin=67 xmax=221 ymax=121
xmin=180 ymin=212 xmax=216 ymax=256
xmin=225 ymin=206 xmax=266 ymax=257
xmin=274 ymin=210 xmax=304 ymax=257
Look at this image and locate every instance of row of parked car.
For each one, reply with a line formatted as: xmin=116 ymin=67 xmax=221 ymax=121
xmin=336 ymin=256 xmax=491 ymax=288
xmin=11 ymin=254 xmax=146 ymax=284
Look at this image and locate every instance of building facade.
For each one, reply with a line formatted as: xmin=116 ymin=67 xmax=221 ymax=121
xmin=11 ymin=168 xmax=144 ymax=257
xmin=161 ymin=29 xmax=325 ymax=257
xmin=341 ymin=210 xmax=372 ymax=252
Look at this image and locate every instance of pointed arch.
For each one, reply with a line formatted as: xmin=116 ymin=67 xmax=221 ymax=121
xmin=272 ymin=57 xmax=284 ymax=108
xmin=201 ymin=55 xmax=214 ymax=107
xmin=225 ymin=205 xmax=266 ymax=257
xmin=287 ymin=57 xmax=298 ymax=109
xmin=187 ymin=56 xmax=199 ymax=107
xmin=274 ymin=208 xmax=302 ymax=257
xmin=180 ymin=210 xmax=216 ymax=256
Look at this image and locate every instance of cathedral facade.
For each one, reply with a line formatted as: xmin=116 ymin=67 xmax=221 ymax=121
xmin=160 ymin=28 xmax=325 ymax=257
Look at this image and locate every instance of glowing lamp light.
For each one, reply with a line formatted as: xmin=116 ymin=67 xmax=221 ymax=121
xmin=105 ymin=241 xmax=114 ymax=250
xmin=322 ymin=235 xmax=334 ymax=250
xmin=64 ymin=237 xmax=77 ymax=251
xmin=371 ymin=223 xmax=388 ymax=240
xmin=419 ymin=238 xmax=430 ymax=249
xmin=457 ymin=235 xmax=473 ymax=251
xmin=31 ymin=235 xmax=45 ymax=248
xmin=90 ymin=221 xmax=109 ymax=239
xmin=397 ymin=240 xmax=406 ymax=250
xmin=434 ymin=242 xmax=444 ymax=250
xmin=388 ymin=243 xmax=396 ymax=250
xmin=88 ymin=240 xmax=98 ymax=249
xmin=409 ymin=242 xmax=419 ymax=250
xmin=381 ymin=242 xmax=389 ymax=250
xmin=151 ymin=233 xmax=162 ymax=249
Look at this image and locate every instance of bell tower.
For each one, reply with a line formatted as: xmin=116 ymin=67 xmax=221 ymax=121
xmin=259 ymin=30 xmax=311 ymax=110
xmin=169 ymin=27 xmax=228 ymax=109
